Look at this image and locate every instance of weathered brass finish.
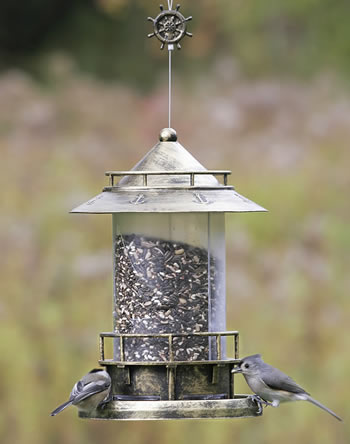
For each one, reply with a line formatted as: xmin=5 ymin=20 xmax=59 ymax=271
xmin=105 ymin=170 xmax=232 ymax=189
xmin=80 ymin=397 xmax=261 ymax=420
xmin=71 ymin=188 xmax=265 ymax=213
xmin=71 ymin=131 xmax=267 ymax=214
xmin=99 ymin=331 xmax=239 ymax=363
xmin=72 ymin=128 xmax=266 ymax=420
xmin=84 ymin=330 xmax=262 ymax=420
xmin=68 ymin=0 xmax=267 ymax=425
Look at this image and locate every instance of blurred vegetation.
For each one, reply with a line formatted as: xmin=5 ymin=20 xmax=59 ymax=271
xmin=0 ymin=1 xmax=349 ymax=444
xmin=0 ymin=67 xmax=349 ymax=444
xmin=1 ymin=0 xmax=350 ymax=86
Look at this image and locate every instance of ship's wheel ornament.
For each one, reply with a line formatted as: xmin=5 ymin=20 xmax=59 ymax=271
xmin=148 ymin=4 xmax=192 ymax=50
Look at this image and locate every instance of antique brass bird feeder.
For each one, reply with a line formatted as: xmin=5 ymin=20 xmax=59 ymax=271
xmin=71 ymin=2 xmax=267 ymax=420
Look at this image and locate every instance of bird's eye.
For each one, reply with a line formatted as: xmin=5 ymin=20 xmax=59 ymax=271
xmin=244 ymin=364 xmax=250 ymax=369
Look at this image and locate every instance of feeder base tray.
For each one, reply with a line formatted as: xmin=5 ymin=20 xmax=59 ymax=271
xmin=79 ymin=396 xmax=261 ymax=420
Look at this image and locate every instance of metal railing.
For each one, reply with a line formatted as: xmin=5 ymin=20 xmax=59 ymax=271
xmin=99 ymin=331 xmax=239 ymax=363
xmin=105 ymin=170 xmax=232 ymax=188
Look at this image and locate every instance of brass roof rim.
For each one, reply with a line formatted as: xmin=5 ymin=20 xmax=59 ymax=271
xmin=103 ymin=185 xmax=235 ymax=191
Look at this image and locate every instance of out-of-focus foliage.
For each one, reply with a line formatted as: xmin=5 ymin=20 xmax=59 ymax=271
xmin=0 ymin=64 xmax=349 ymax=443
xmin=0 ymin=1 xmax=349 ymax=444
xmin=1 ymin=0 xmax=350 ymax=85
xmin=0 ymin=1 xmax=88 ymax=50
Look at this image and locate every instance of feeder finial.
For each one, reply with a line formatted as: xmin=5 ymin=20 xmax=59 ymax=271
xmin=159 ymin=127 xmax=177 ymax=142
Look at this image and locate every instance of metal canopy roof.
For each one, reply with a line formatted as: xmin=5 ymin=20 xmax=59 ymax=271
xmin=71 ymin=129 xmax=267 ymax=214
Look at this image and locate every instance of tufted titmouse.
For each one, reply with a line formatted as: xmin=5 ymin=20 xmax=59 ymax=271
xmin=50 ymin=368 xmax=111 ymax=416
xmin=232 ymin=354 xmax=342 ymax=421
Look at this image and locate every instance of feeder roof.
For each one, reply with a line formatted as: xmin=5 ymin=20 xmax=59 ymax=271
xmin=71 ymin=129 xmax=267 ymax=214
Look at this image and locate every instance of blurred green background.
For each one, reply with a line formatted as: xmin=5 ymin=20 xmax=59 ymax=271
xmin=0 ymin=0 xmax=349 ymax=443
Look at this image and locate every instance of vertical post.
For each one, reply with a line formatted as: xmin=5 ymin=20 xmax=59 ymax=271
xmin=207 ymin=215 xmax=212 ymax=360
xmin=120 ymin=336 xmax=125 ymax=362
xmin=167 ymin=333 xmax=176 ymax=400
xmin=230 ymin=366 xmax=235 ymax=399
xmin=211 ymin=365 xmax=219 ymax=384
xmin=190 ymin=173 xmax=195 ymax=186
xmin=234 ymin=333 xmax=239 ymax=359
xmin=168 ymin=334 xmax=174 ymax=361
xmin=99 ymin=335 xmax=105 ymax=361
xmin=216 ymin=334 xmax=222 ymax=360
xmin=167 ymin=366 xmax=176 ymax=400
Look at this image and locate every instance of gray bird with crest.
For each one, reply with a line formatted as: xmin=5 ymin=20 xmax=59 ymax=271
xmin=232 ymin=354 xmax=342 ymax=421
xmin=50 ymin=369 xmax=111 ymax=416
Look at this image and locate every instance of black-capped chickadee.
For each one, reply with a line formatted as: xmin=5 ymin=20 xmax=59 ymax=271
xmin=232 ymin=354 xmax=342 ymax=421
xmin=50 ymin=368 xmax=111 ymax=416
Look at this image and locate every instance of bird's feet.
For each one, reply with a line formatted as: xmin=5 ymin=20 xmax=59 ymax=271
xmin=249 ymin=395 xmax=274 ymax=414
xmin=98 ymin=398 xmax=112 ymax=410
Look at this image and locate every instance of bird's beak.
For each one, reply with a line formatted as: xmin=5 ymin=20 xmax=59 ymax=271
xmin=231 ymin=366 xmax=243 ymax=374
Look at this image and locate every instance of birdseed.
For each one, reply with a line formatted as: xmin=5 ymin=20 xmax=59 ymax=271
xmin=114 ymin=234 xmax=221 ymax=361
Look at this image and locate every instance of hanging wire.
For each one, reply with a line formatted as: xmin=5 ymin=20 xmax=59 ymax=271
xmin=167 ymin=0 xmax=174 ymax=128
xmin=148 ymin=1 xmax=192 ymax=128
xmin=168 ymin=50 xmax=172 ymax=128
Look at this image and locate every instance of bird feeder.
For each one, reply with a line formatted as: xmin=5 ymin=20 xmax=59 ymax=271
xmin=70 ymin=2 xmax=267 ymax=420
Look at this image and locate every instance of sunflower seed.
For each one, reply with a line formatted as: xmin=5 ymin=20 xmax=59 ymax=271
xmin=114 ymin=234 xmax=220 ymax=362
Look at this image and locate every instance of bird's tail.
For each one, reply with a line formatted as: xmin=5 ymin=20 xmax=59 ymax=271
xmin=306 ymin=395 xmax=342 ymax=422
xmin=50 ymin=400 xmax=73 ymax=416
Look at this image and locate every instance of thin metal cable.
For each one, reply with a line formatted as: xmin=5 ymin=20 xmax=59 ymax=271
xmin=168 ymin=49 xmax=172 ymax=128
xmin=167 ymin=0 xmax=174 ymax=128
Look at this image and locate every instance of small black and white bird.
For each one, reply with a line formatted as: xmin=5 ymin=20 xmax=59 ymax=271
xmin=232 ymin=354 xmax=342 ymax=421
xmin=50 ymin=369 xmax=111 ymax=416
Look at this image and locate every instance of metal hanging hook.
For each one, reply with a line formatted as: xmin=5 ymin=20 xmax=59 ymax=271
xmin=147 ymin=4 xmax=192 ymax=50
xmin=147 ymin=3 xmax=193 ymax=129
